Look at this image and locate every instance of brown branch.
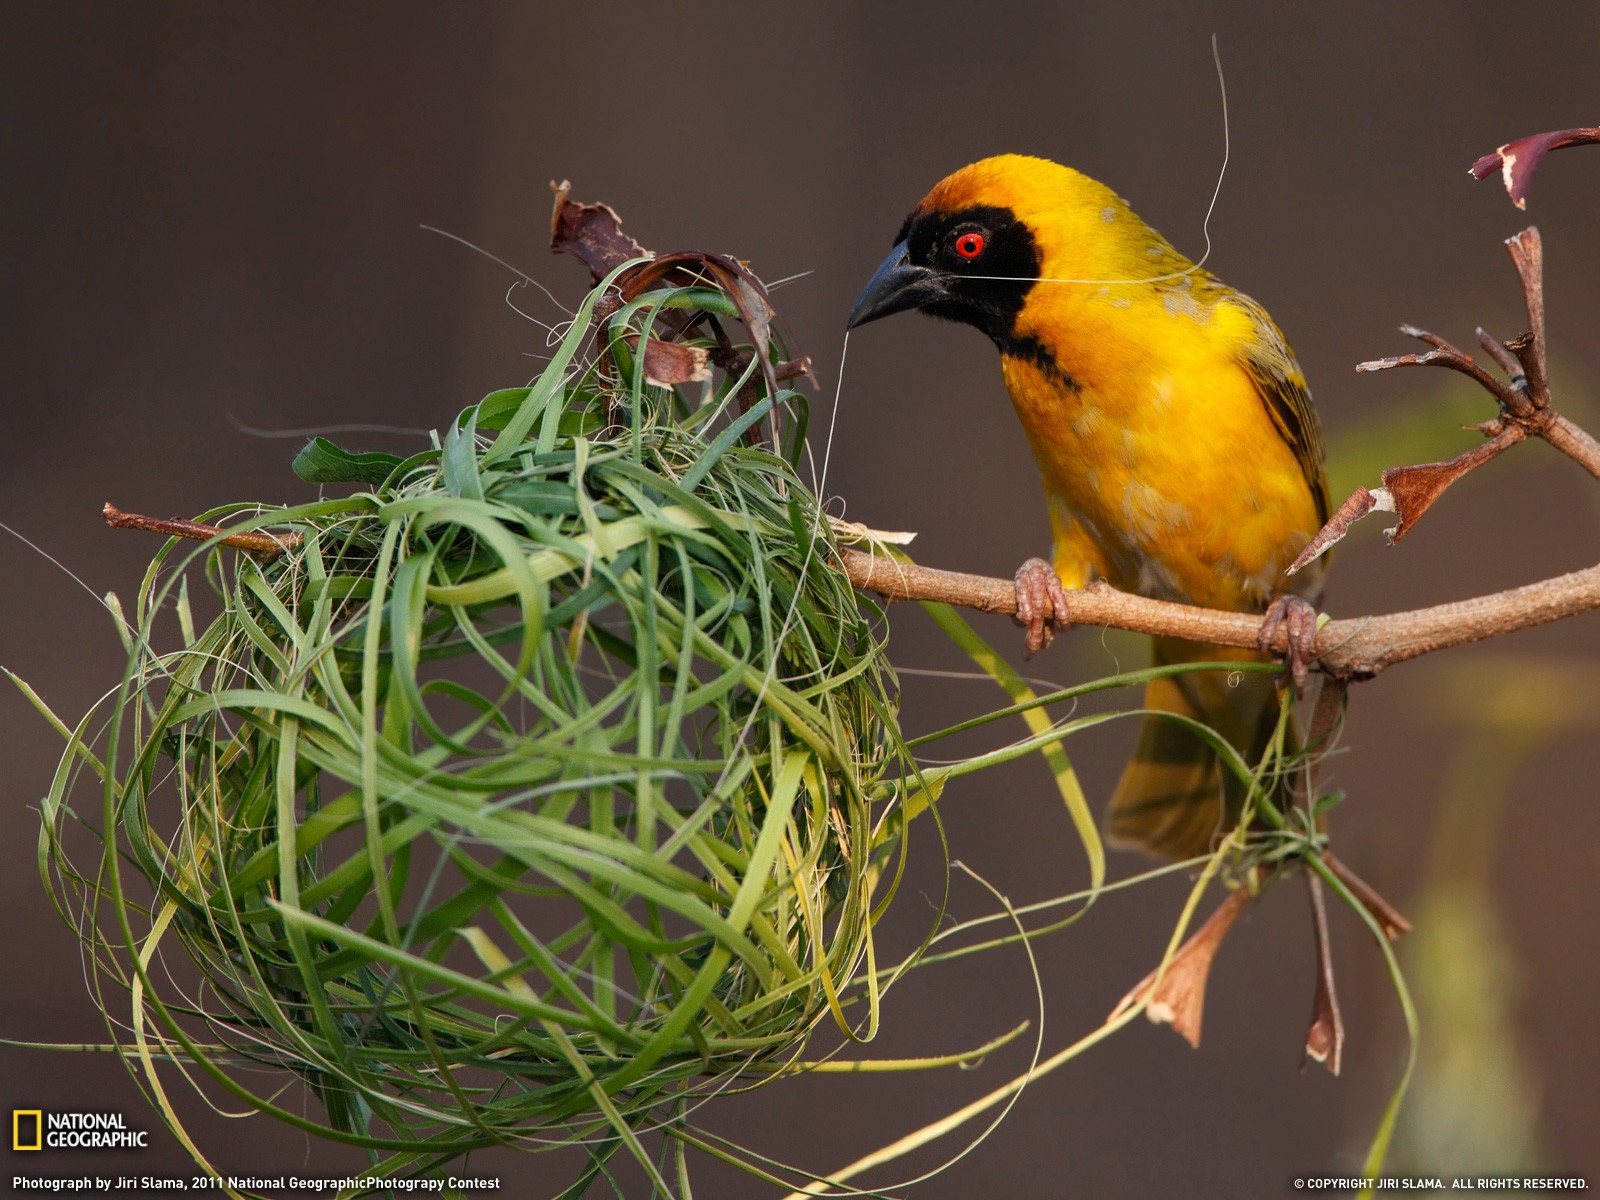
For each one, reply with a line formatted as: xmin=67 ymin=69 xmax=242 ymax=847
xmin=837 ymin=546 xmax=1600 ymax=681
xmin=1544 ymin=413 xmax=1600 ymax=482
xmin=103 ymin=504 xmax=303 ymax=556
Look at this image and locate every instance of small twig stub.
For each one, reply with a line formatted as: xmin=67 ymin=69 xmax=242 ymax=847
xmin=103 ymin=503 xmax=302 ymax=556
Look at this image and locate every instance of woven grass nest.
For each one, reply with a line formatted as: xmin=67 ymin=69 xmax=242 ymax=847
xmin=41 ymin=240 xmax=912 ymax=1174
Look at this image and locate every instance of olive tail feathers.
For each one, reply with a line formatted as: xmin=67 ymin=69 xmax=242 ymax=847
xmin=1107 ymin=638 xmax=1286 ymax=860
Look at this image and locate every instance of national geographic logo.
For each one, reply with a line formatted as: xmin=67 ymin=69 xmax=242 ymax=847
xmin=12 ymin=1111 xmax=40 ymax=1152
xmin=11 ymin=1110 xmax=148 ymax=1150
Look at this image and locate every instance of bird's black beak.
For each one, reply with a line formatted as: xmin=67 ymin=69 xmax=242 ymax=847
xmin=846 ymin=241 xmax=947 ymax=329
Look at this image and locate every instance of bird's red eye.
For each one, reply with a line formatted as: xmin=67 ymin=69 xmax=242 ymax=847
xmin=954 ymin=231 xmax=986 ymax=259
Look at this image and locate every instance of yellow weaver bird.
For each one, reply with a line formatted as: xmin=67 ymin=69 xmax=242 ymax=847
xmin=847 ymin=154 xmax=1328 ymax=861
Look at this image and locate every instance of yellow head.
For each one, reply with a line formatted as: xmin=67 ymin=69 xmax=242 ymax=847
xmin=847 ymin=154 xmax=1189 ymax=345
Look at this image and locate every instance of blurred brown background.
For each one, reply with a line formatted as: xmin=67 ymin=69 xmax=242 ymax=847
xmin=5 ymin=3 xmax=1599 ymax=1197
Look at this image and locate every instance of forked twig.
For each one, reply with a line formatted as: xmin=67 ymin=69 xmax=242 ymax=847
xmin=1291 ymin=226 xmax=1600 ymax=570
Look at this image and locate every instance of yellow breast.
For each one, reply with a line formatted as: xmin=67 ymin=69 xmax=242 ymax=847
xmin=1001 ymin=281 xmax=1321 ymax=612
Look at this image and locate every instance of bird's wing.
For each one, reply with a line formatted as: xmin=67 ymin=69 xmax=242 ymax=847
xmin=1227 ymin=293 xmax=1331 ymax=525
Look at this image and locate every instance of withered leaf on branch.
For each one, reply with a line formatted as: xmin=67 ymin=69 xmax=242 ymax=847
xmin=1109 ymin=886 xmax=1251 ymax=1050
xmin=1303 ymin=873 xmax=1344 ymax=1076
xmin=549 ymin=180 xmax=649 ymax=277
xmin=640 ymin=338 xmax=710 ymax=386
xmin=1297 ymin=228 xmax=1567 ymax=573
xmin=547 ymin=183 xmax=783 ymax=354
xmin=1471 ymin=127 xmax=1600 ymax=209
xmin=1288 ymin=432 xmax=1516 ymax=573
xmin=545 ymin=184 xmax=810 ymax=448
xmin=1377 ymin=438 xmax=1507 ymax=543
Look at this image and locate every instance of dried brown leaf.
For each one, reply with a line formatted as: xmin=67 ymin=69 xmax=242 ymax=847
xmin=1379 ymin=435 xmax=1509 ymax=542
xmin=1470 ymin=127 xmax=1600 ymax=209
xmin=641 ymin=338 xmax=710 ymax=386
xmin=545 ymin=188 xmax=808 ymax=452
xmin=1302 ymin=873 xmax=1344 ymax=1076
xmin=549 ymin=180 xmax=649 ymax=279
xmin=1109 ymin=887 xmax=1250 ymax=1049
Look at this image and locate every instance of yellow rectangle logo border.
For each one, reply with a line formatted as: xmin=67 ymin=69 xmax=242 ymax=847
xmin=13 ymin=1109 xmax=43 ymax=1151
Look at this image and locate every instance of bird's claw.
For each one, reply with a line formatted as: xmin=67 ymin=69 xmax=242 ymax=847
xmin=1013 ymin=557 xmax=1071 ymax=657
xmin=1259 ymin=593 xmax=1319 ymax=690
